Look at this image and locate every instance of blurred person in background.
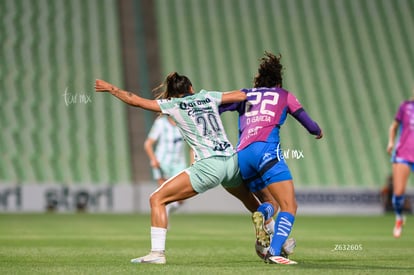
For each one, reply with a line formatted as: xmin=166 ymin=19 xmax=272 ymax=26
xmin=144 ymin=114 xmax=193 ymax=216
xmin=387 ymin=88 xmax=414 ymax=238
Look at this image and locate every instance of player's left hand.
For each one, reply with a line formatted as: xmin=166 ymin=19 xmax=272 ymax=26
xmin=316 ymin=130 xmax=323 ymax=139
xmin=386 ymin=143 xmax=394 ymax=155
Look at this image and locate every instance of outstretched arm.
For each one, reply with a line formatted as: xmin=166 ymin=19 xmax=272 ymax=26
xmin=221 ymin=90 xmax=246 ymax=104
xmin=288 ymin=93 xmax=322 ymax=139
xmin=292 ymin=109 xmax=323 ymax=139
xmin=95 ymin=79 xmax=161 ymax=112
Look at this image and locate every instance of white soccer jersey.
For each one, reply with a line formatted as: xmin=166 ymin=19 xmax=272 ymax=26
xmin=157 ymin=90 xmax=236 ymax=161
xmin=148 ymin=115 xmax=186 ymax=167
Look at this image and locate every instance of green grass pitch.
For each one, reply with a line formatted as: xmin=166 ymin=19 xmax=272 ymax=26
xmin=0 ymin=213 xmax=413 ymax=274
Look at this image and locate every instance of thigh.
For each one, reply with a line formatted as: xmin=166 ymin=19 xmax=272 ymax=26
xmin=151 ymin=171 xmax=198 ymax=204
xmin=225 ymin=184 xmax=260 ymax=213
xmin=392 ymin=162 xmax=411 ymax=195
xmin=186 ymin=157 xmax=224 ymax=193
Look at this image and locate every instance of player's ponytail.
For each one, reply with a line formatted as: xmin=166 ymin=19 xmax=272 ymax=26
xmin=153 ymin=72 xmax=193 ymax=99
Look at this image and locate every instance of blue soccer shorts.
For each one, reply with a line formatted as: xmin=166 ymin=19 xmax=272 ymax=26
xmin=393 ymin=157 xmax=414 ymax=172
xmin=238 ymin=142 xmax=292 ymax=192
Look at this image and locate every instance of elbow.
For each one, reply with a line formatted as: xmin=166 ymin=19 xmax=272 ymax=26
xmin=388 ymin=121 xmax=399 ymax=136
xmin=143 ymin=139 xmax=152 ymax=152
xmin=389 ymin=124 xmax=397 ymax=133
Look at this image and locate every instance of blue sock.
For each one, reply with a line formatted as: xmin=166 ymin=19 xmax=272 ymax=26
xmin=392 ymin=195 xmax=405 ymax=219
xmin=257 ymin=202 xmax=275 ymax=220
xmin=268 ymin=212 xmax=295 ymax=256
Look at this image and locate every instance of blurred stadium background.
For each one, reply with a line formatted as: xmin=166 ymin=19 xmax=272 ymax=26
xmin=0 ymin=0 xmax=413 ymax=214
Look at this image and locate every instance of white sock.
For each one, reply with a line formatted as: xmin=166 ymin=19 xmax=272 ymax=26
xmin=151 ymin=226 xmax=167 ymax=252
xmin=266 ymin=218 xmax=275 ymax=234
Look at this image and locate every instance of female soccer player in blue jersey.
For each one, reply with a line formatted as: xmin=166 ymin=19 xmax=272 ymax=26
xmin=220 ymin=52 xmax=323 ymax=264
xmin=95 ymin=73 xmax=270 ymax=264
xmin=387 ymin=90 xmax=414 ymax=238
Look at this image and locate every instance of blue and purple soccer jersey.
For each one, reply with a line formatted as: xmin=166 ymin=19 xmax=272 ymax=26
xmin=220 ymin=87 xmax=321 ymax=150
xmin=220 ymin=87 xmax=321 ymax=191
xmin=393 ymin=100 xmax=414 ymax=163
xmin=239 ymin=87 xmax=301 ymax=150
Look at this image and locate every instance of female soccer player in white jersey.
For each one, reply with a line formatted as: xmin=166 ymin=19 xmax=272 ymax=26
xmin=95 ymin=73 xmax=268 ymax=264
xmin=387 ymin=89 xmax=414 ymax=238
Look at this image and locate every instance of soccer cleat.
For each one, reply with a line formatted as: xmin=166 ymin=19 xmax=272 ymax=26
xmin=265 ymin=253 xmax=298 ymax=265
xmin=393 ymin=216 xmax=406 ymax=238
xmin=281 ymin=238 xmax=296 ymax=256
xmin=257 ymin=238 xmax=296 ymax=260
xmin=255 ymin=240 xmax=269 ymax=260
xmin=130 ymin=251 xmax=166 ymax=264
xmin=252 ymin=211 xmax=271 ymax=247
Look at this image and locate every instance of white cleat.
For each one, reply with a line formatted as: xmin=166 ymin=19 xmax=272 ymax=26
xmin=256 ymin=238 xmax=296 ymax=260
xmin=266 ymin=255 xmax=298 ymax=265
xmin=282 ymin=238 xmax=296 ymax=256
xmin=130 ymin=251 xmax=166 ymax=264
xmin=255 ymin=240 xmax=269 ymax=260
xmin=393 ymin=216 xmax=406 ymax=238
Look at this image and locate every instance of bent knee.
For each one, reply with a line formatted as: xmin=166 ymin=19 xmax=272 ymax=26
xmin=149 ymin=192 xmax=164 ymax=207
xmin=280 ymin=200 xmax=297 ymax=215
